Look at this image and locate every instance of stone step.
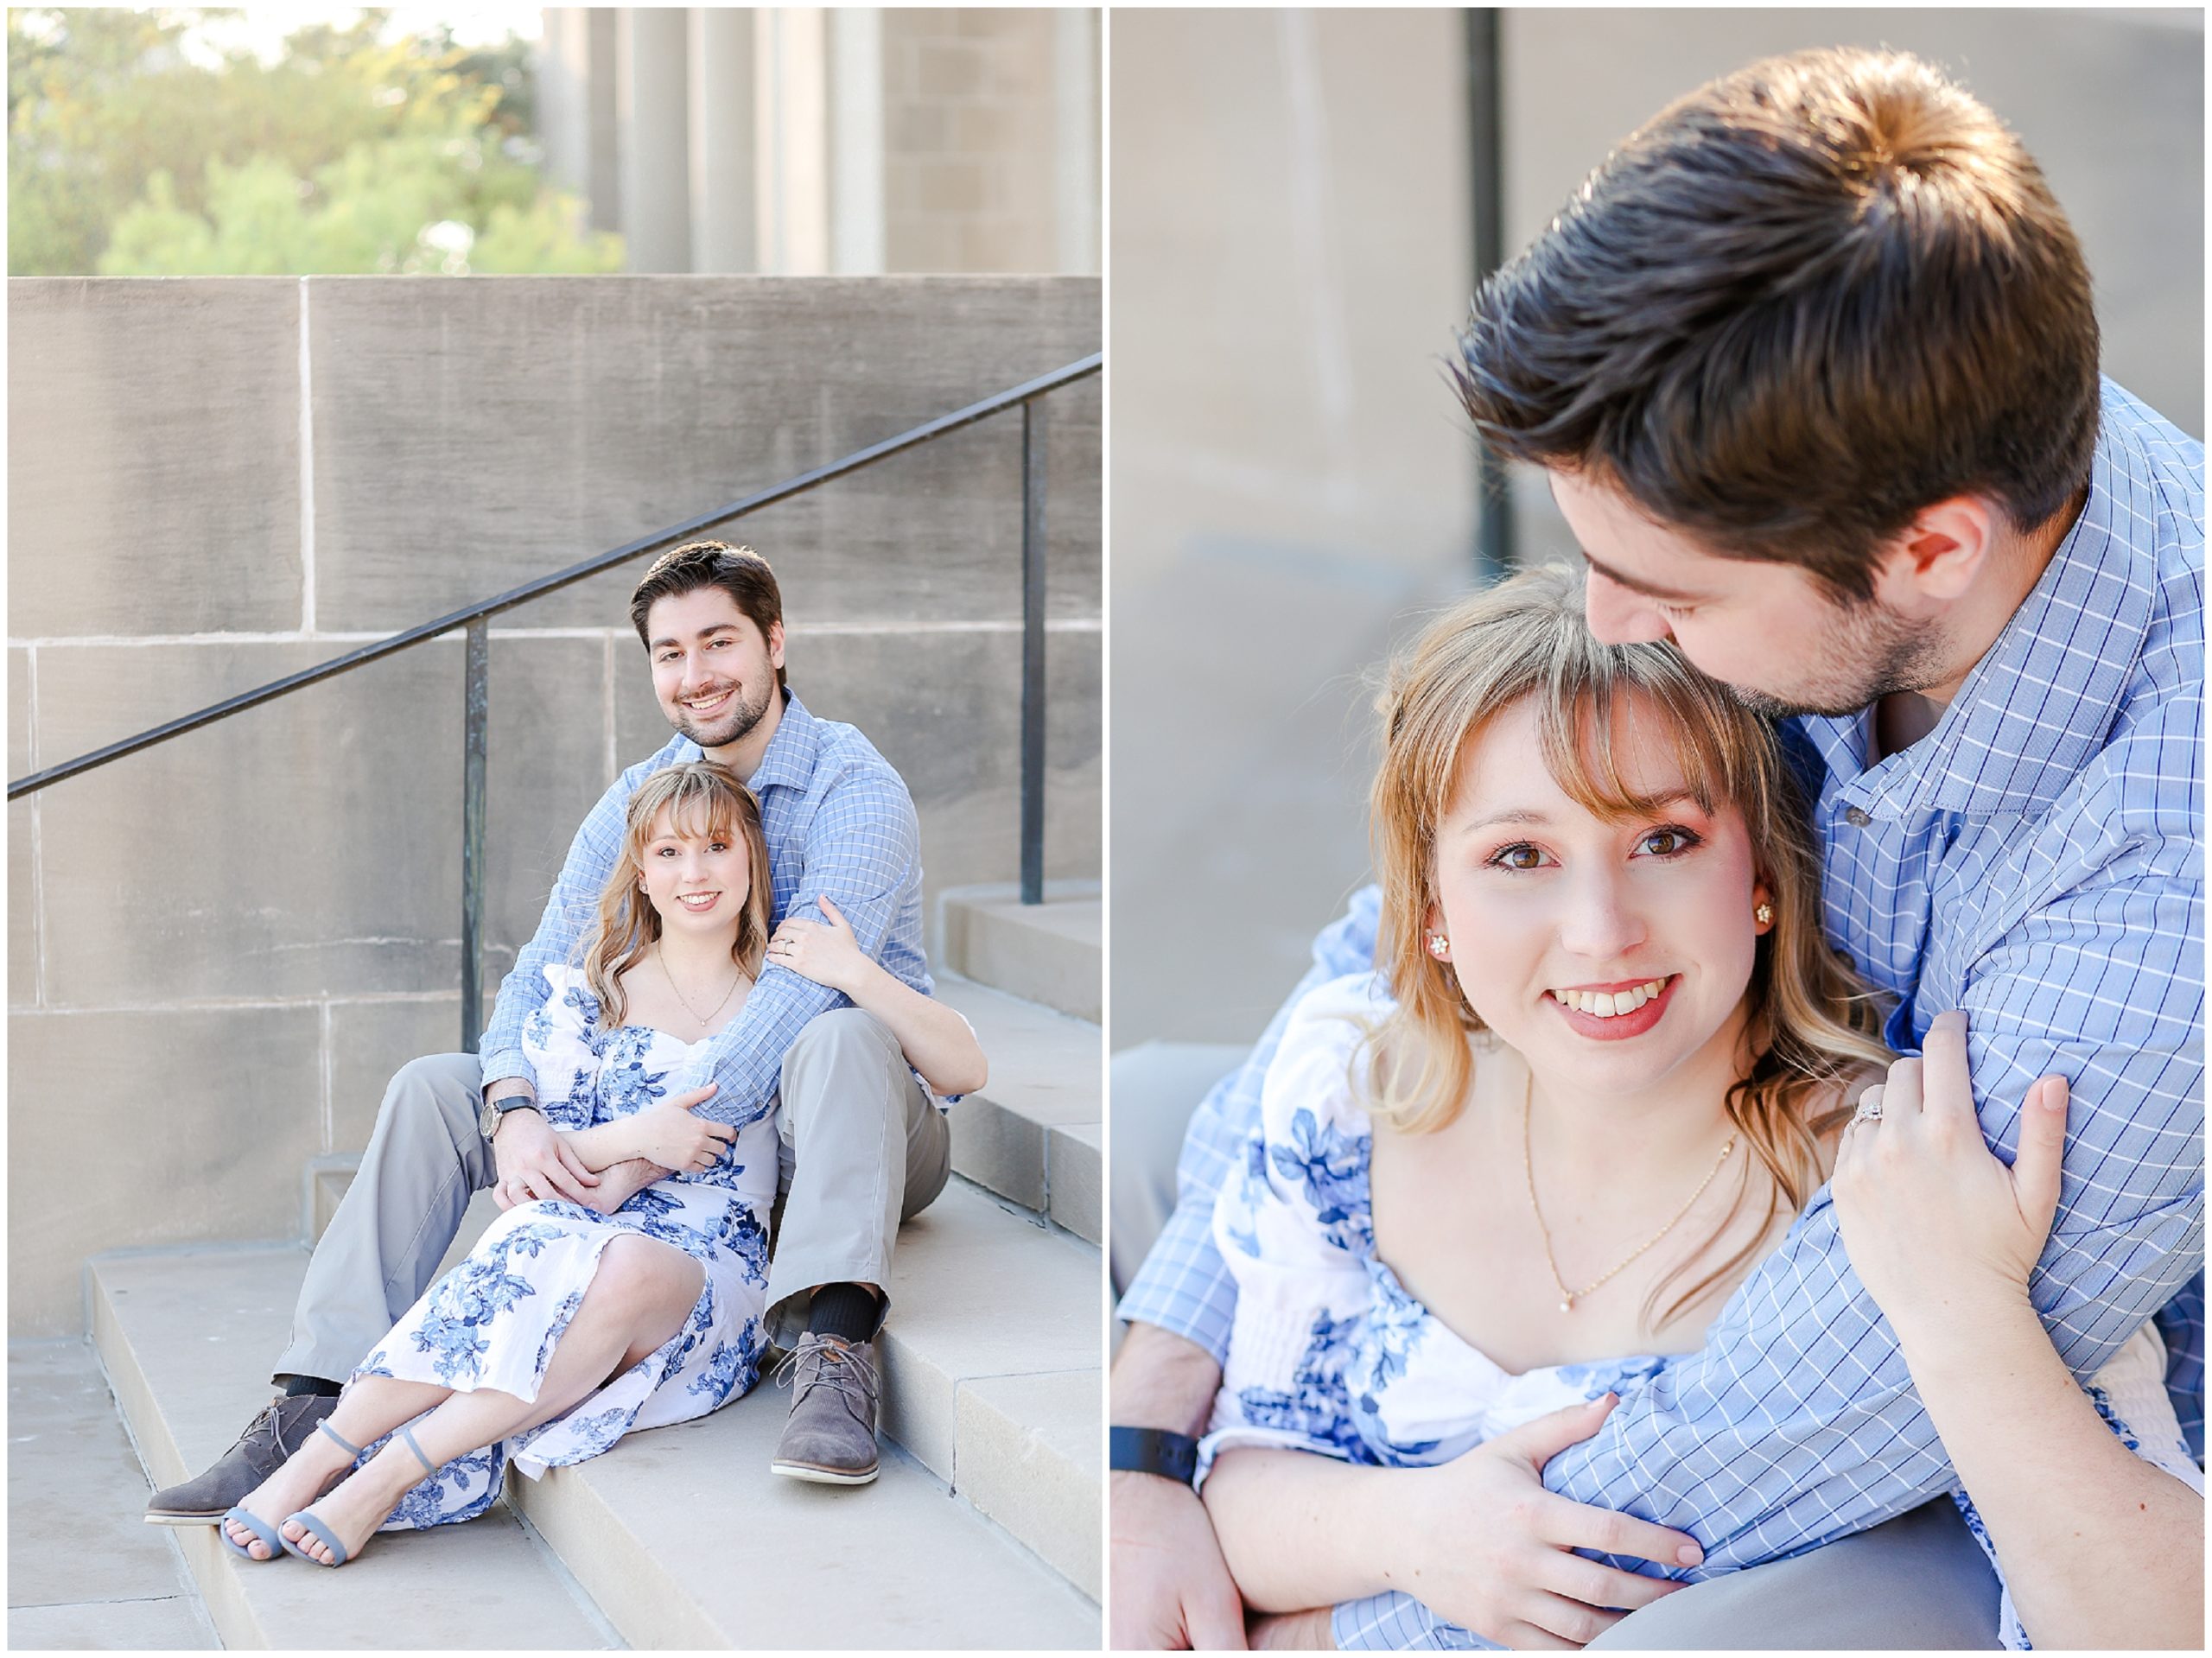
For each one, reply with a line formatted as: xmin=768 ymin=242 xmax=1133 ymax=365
xmin=88 ymin=1248 xmax=612 ymax=1651
xmin=91 ymin=1245 xmax=1098 ymax=1648
xmin=938 ymin=882 xmax=1101 ymax=1022
xmin=938 ymin=974 xmax=1103 ymax=1245
xmin=306 ymin=1163 xmax=1101 ymax=1604
xmin=872 ymin=1178 xmax=1101 ymax=1600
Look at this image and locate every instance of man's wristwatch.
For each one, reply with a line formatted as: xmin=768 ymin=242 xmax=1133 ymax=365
xmin=478 ymin=1095 xmax=541 ymax=1143
xmin=1109 ymin=1426 xmax=1201 ymax=1488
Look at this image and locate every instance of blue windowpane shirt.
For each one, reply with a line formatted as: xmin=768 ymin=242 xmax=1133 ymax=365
xmin=1116 ymin=381 xmax=2204 ymax=1646
xmin=479 ymin=689 xmax=931 ymax=1128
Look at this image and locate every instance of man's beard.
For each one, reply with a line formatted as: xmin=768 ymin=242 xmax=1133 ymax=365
xmin=675 ymin=679 xmax=774 ymax=750
xmin=1727 ymin=598 xmax=1952 ymax=721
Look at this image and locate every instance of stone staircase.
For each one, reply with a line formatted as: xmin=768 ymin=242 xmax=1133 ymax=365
xmin=87 ymin=886 xmax=1103 ymax=1648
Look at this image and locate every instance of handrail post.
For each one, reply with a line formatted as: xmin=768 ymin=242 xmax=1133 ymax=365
xmin=1019 ymin=396 xmax=1048 ymax=905
xmin=461 ymin=619 xmax=489 ymax=1051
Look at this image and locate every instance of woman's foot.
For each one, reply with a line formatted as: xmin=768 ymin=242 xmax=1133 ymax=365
xmin=277 ymin=1450 xmax=418 ymax=1566
xmin=219 ymin=1427 xmax=357 ymax=1560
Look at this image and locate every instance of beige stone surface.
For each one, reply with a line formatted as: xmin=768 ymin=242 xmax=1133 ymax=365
xmin=942 ymin=882 xmax=1100 ymax=1020
xmin=325 ymin=996 xmax=465 ymax=1152
xmin=938 ymin=972 xmax=1099 ymax=1215
xmin=512 ymin=1382 xmax=1098 ymax=1647
xmin=9 ymin=280 xmax=303 ymax=638
xmin=876 ymin=1178 xmax=1097 ymax=1484
xmin=10 ymin=798 xmax=37 ymax=1012
xmin=8 ymin=1339 xmax=210 ymax=1636
xmin=89 ymin=1250 xmax=609 ymax=1650
xmin=10 ymin=1007 xmax=320 ymax=1334
xmin=1047 ymin=1121 xmax=1102 ymax=1247
xmin=957 ymin=1369 xmax=1100 ymax=1598
xmin=307 ymin=278 xmax=1098 ymax=631
xmin=7 ymin=1598 xmax=214 ymax=1650
xmin=31 ymin=635 xmax=608 ymax=1009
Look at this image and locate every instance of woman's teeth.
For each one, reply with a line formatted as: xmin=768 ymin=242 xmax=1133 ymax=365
xmin=677 ymin=893 xmax=719 ymax=910
xmin=1553 ymin=978 xmax=1669 ymax=1018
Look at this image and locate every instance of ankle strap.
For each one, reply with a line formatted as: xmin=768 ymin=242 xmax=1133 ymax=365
xmin=315 ymin=1419 xmax=365 ymax=1460
xmin=397 ymin=1422 xmax=438 ymax=1479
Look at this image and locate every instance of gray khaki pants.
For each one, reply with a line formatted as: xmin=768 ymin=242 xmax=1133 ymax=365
xmin=1586 ymin=1496 xmax=2000 ymax=1648
xmin=275 ymin=1007 xmax=950 ymax=1388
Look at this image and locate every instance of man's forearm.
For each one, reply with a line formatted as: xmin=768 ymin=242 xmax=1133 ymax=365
xmin=485 ymin=1077 xmax=536 ymax=1106
xmin=1898 ymin=1291 xmax=2205 ymax=1651
xmin=1113 ymin=1321 xmax=1223 ymax=1436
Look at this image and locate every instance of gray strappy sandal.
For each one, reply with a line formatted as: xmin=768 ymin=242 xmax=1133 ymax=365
xmin=279 ymin=1420 xmax=436 ymax=1568
xmin=220 ymin=1419 xmax=365 ymax=1564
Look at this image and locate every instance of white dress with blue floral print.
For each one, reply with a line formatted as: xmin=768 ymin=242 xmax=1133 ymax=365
xmin=347 ymin=962 xmax=779 ymax=1532
xmin=1203 ymin=972 xmax=2202 ymax=1651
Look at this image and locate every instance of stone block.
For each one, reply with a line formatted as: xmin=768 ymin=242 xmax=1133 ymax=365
xmin=888 ymin=102 xmax=950 ymax=154
xmin=957 ymin=1369 xmax=1100 ymax=1598
xmin=307 ymin=278 xmax=1099 ymax=633
xmin=6 ymin=1340 xmax=203 ymax=1617
xmin=1048 ymin=1122 xmax=1102 ymax=1246
xmin=10 ymin=647 xmax=30 ymax=778
xmin=88 ymin=1250 xmax=609 ymax=1649
xmin=10 ymin=1006 xmax=320 ymax=1334
xmin=919 ymin=160 xmax=988 ymax=213
xmin=942 ymin=883 xmax=1101 ymax=1018
xmin=876 ymin=1179 xmax=1097 ymax=1483
xmin=32 ymin=634 xmax=607 ymax=1008
xmin=917 ymin=40 xmax=986 ymax=98
xmin=9 ymin=1599 xmax=214 ymax=1649
xmin=326 ymin=995 xmax=467 ymax=1152
xmin=10 ymin=800 xmax=37 ymax=1012
xmin=8 ymin=280 xmax=303 ymax=637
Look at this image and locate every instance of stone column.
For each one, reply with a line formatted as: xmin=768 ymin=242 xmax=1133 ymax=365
xmin=689 ymin=9 xmax=758 ymax=272
xmin=536 ymin=8 xmax=588 ymax=199
xmin=829 ymin=8 xmax=887 ymax=275
xmin=617 ymin=6 xmax=692 ymax=271
xmin=584 ymin=7 xmax=621 ymax=233
xmin=756 ymin=8 xmax=830 ymax=274
xmin=1054 ymin=8 xmax=1100 ymax=276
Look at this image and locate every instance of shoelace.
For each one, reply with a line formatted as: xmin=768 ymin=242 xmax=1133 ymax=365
xmin=772 ymin=1337 xmax=878 ymax=1424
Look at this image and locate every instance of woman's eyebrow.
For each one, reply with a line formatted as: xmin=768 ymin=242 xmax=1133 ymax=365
xmin=1452 ymin=808 xmax=1549 ymax=835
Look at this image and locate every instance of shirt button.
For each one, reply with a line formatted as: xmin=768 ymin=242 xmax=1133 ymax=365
xmin=1844 ymin=807 xmax=1872 ymax=827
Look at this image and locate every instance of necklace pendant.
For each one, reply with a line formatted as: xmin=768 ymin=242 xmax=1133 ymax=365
xmin=1560 ymin=1296 xmax=1574 ymax=1313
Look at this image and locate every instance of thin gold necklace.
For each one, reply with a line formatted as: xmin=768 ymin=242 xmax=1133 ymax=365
xmin=1522 ymin=1078 xmax=1736 ymax=1313
xmin=654 ymin=945 xmax=743 ymax=1030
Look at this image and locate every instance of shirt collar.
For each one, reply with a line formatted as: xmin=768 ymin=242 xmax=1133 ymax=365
xmin=1795 ymin=382 xmax=2158 ymax=822
xmin=744 ymin=688 xmax=820 ymax=797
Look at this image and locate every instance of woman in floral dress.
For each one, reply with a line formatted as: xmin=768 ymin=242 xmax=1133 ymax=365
xmin=219 ymin=760 xmax=982 ymax=1566
xmin=1191 ymin=568 xmax=2197 ymax=1649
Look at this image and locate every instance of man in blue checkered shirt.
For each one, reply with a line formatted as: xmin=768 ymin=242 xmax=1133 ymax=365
xmin=1112 ymin=48 xmax=2202 ymax=1649
xmin=149 ymin=541 xmax=949 ymax=1522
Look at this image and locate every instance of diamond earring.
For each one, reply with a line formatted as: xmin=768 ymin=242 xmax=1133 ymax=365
xmin=1754 ymin=902 xmax=1774 ymax=926
xmin=1427 ymin=931 xmax=1451 ymax=960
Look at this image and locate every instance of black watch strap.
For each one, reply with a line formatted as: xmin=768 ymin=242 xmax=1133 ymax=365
xmin=1109 ymin=1426 xmax=1201 ymax=1487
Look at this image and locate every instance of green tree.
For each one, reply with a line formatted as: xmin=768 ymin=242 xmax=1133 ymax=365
xmin=9 ymin=7 xmax=620 ymax=276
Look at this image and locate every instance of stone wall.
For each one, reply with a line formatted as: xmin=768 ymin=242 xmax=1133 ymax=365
xmin=7 ymin=274 xmax=1101 ymax=1335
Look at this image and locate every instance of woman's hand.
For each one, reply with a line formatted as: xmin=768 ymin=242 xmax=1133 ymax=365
xmin=625 ymin=1084 xmax=737 ymax=1173
xmin=1376 ymin=1395 xmax=1695 ymax=1648
xmin=1832 ymin=1009 xmax=2069 ymax=1343
xmin=766 ymin=895 xmax=871 ymax=995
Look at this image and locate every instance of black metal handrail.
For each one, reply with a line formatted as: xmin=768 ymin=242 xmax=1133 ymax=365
xmin=11 ymin=353 xmax=1100 ymax=1046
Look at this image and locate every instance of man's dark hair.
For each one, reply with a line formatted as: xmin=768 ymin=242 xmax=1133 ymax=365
xmin=1454 ymin=47 xmax=2101 ymax=601
xmin=629 ymin=541 xmax=786 ymax=689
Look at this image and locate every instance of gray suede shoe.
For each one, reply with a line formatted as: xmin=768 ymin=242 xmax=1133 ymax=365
xmin=143 ymin=1392 xmax=340 ymax=1525
xmin=769 ymin=1334 xmax=880 ymax=1485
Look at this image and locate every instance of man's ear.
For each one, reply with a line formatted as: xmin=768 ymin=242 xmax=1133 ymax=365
xmin=1878 ymin=496 xmax=1998 ymax=606
xmin=766 ymin=619 xmax=786 ymax=670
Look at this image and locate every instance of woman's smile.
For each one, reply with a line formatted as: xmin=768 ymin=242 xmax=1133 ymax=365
xmin=1545 ymin=973 xmax=1680 ymax=1039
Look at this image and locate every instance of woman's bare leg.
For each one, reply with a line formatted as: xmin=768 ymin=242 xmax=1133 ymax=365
xmin=282 ymin=1236 xmax=705 ymax=1564
xmin=219 ymin=1375 xmax=450 ymax=1558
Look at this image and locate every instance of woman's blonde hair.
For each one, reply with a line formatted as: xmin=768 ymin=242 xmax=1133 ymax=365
xmin=1368 ymin=562 xmax=1889 ymax=1329
xmin=580 ymin=761 xmax=774 ymax=1026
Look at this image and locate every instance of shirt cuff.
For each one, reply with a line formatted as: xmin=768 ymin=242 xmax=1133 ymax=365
xmin=477 ymin=1048 xmax=534 ymax=1093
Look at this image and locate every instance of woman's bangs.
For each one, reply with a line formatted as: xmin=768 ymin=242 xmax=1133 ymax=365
xmin=1537 ymin=671 xmax=1726 ymax=824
